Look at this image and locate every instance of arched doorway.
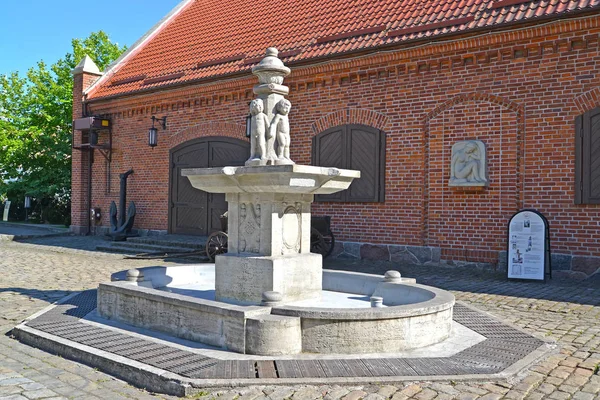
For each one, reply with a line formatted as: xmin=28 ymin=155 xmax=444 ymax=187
xmin=169 ymin=136 xmax=249 ymax=235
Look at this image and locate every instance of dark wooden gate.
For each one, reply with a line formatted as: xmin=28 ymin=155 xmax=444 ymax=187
xmin=576 ymin=106 xmax=600 ymax=204
xmin=169 ymin=137 xmax=249 ymax=235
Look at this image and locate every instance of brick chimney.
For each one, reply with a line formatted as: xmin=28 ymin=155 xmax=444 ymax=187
xmin=71 ymin=56 xmax=102 ymax=234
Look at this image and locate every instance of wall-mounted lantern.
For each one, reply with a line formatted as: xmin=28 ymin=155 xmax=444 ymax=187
xmin=149 ymin=116 xmax=167 ymax=148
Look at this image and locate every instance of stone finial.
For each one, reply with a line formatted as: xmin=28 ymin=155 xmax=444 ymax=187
xmin=384 ymin=270 xmax=402 ymax=283
xmin=72 ymin=55 xmax=102 ymax=76
xmin=261 ymin=291 xmax=283 ymax=306
xmin=125 ymin=269 xmax=153 ymax=288
xmin=126 ymin=269 xmax=143 ymax=282
xmin=252 ymin=47 xmax=291 ymax=84
xmin=370 ymin=296 xmax=384 ymax=308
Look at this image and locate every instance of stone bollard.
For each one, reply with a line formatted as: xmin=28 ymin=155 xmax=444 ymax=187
xmin=384 ymin=270 xmax=402 ymax=283
xmin=370 ymin=296 xmax=384 ymax=308
xmin=261 ymin=291 xmax=283 ymax=307
xmin=125 ymin=269 xmax=153 ymax=288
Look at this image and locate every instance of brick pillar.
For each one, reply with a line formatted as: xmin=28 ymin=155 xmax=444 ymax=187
xmin=71 ymin=56 xmax=102 ymax=234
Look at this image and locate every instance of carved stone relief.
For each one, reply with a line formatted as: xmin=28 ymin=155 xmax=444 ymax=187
xmin=239 ymin=203 xmax=261 ymax=253
xmin=282 ymin=203 xmax=302 ymax=254
xmin=449 ymin=140 xmax=488 ymax=187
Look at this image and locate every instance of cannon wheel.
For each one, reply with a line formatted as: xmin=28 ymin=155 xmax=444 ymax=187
xmin=206 ymin=231 xmax=228 ymax=261
xmin=311 ymin=228 xmax=335 ymax=258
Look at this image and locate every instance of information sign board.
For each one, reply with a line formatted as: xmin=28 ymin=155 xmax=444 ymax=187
xmin=507 ymin=209 xmax=551 ymax=281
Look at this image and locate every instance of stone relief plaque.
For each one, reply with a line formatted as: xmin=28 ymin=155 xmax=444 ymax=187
xmin=449 ymin=140 xmax=488 ymax=187
xmin=239 ymin=203 xmax=261 ymax=253
xmin=282 ymin=204 xmax=301 ymax=254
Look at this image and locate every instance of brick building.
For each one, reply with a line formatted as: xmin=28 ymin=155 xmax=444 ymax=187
xmin=72 ymin=0 xmax=600 ymax=279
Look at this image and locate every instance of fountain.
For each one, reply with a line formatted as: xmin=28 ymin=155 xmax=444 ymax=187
xmin=97 ymin=48 xmax=455 ymax=356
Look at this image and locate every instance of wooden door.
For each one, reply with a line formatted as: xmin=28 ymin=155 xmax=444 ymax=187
xmin=169 ymin=137 xmax=249 ymax=235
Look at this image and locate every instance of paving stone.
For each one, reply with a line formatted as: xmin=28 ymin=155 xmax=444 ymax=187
xmin=571 ymin=392 xmax=595 ymax=400
xmin=453 ymin=385 xmax=488 ymax=396
xmin=16 ymin=385 xmax=43 ymax=392
xmin=0 ymin=387 xmax=23 ymax=397
xmin=428 ymin=383 xmax=459 ymax=396
xmin=503 ymin=390 xmax=527 ymax=399
xmin=375 ymin=386 xmax=397 ymax=398
xmin=239 ymin=390 xmax=264 ymax=400
xmin=524 ymin=392 xmax=545 ymax=400
xmin=455 ymin=394 xmax=479 ymax=400
xmin=270 ymin=387 xmax=297 ymax=400
xmin=478 ymin=394 xmax=503 ymax=400
xmin=481 ymin=384 xmax=509 ymax=394
xmin=21 ymin=389 xmax=59 ymax=399
xmin=217 ymin=392 xmax=240 ymax=400
xmin=548 ymin=391 xmax=571 ymax=400
xmin=362 ymin=394 xmax=385 ymax=400
xmin=341 ymin=391 xmax=367 ymax=400
xmin=536 ymin=383 xmax=556 ymax=395
xmin=0 ymin=379 xmax=33 ymax=387
xmin=389 ymin=393 xmax=408 ymax=400
xmin=413 ymin=389 xmax=436 ymax=400
xmin=397 ymin=384 xmax=421 ymax=398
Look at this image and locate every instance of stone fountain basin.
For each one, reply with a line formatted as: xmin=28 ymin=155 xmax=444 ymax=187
xmin=99 ymin=266 xmax=454 ymax=355
xmin=181 ymin=164 xmax=360 ymax=194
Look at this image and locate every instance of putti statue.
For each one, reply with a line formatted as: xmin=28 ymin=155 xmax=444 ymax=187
xmin=245 ymin=48 xmax=295 ymax=166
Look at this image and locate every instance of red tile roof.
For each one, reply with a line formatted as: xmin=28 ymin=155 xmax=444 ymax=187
xmin=86 ymin=0 xmax=600 ymax=100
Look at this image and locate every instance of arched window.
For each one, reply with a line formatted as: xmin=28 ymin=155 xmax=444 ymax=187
xmin=575 ymin=106 xmax=600 ymax=204
xmin=312 ymin=124 xmax=385 ymax=202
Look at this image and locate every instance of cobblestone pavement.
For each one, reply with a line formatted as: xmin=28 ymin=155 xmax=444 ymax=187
xmin=0 ymin=236 xmax=599 ymax=400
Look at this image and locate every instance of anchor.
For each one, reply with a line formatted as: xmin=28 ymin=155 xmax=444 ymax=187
xmin=109 ymin=169 xmax=136 ymax=241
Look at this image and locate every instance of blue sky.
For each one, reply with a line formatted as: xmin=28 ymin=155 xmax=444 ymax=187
xmin=0 ymin=0 xmax=182 ymax=75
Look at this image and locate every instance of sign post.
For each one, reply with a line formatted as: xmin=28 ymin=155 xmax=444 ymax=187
xmin=507 ymin=209 xmax=551 ymax=281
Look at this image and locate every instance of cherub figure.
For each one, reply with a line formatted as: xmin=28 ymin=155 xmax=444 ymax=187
xmin=450 ymin=141 xmax=486 ymax=184
xmin=245 ymin=99 xmax=270 ymax=166
xmin=269 ymin=99 xmax=294 ymax=165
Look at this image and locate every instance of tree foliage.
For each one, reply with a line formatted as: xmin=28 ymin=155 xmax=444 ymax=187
xmin=0 ymin=31 xmax=126 ymax=224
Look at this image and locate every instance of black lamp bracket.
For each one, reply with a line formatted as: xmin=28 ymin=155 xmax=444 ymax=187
xmin=151 ymin=116 xmax=167 ymax=130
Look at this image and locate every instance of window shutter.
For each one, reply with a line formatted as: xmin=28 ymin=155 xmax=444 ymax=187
xmin=313 ymin=127 xmax=345 ymax=202
xmin=347 ymin=125 xmax=383 ymax=202
xmin=575 ymin=114 xmax=583 ymax=204
xmin=582 ymin=107 xmax=600 ymax=204
xmin=312 ymin=124 xmax=386 ymax=203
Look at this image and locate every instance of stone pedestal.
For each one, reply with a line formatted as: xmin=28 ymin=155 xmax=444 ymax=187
xmin=216 ymin=191 xmax=321 ymax=304
xmin=182 ymin=165 xmax=360 ymax=305
xmin=216 ymin=253 xmax=322 ymax=304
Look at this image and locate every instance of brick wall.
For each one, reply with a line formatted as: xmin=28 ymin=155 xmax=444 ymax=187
xmin=76 ymin=16 xmax=600 ymax=277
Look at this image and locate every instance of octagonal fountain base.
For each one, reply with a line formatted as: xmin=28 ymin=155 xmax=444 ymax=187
xmin=97 ymin=265 xmax=454 ymax=356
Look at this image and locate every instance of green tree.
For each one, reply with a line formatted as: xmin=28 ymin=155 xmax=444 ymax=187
xmin=0 ymin=31 xmax=126 ymax=224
